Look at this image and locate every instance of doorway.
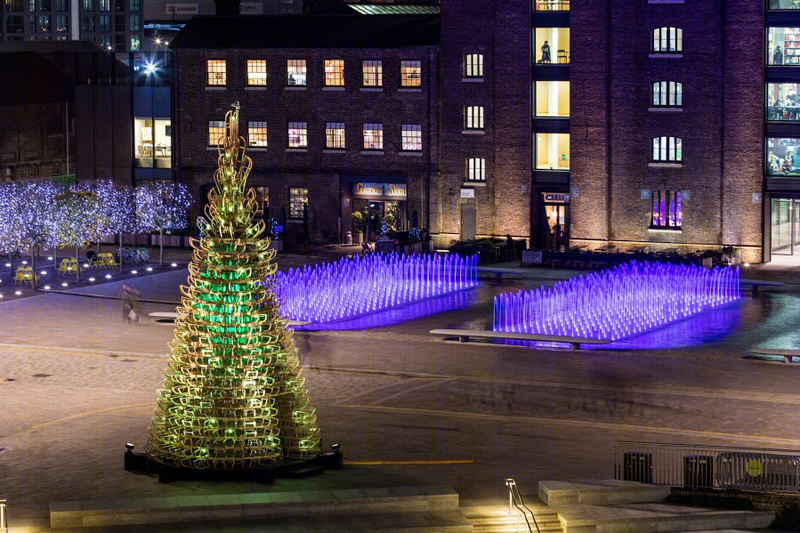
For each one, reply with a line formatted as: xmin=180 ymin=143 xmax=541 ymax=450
xmin=541 ymin=192 xmax=570 ymax=250
xmin=771 ymin=198 xmax=800 ymax=259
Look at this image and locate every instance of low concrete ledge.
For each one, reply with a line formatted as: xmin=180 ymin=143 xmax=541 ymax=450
xmin=539 ymin=479 xmax=670 ymax=506
xmin=50 ymin=485 xmax=459 ymax=529
xmin=429 ymin=329 xmax=612 ymax=350
xmin=556 ymin=503 xmax=774 ymax=533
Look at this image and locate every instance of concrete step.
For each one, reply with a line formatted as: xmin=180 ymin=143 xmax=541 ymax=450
xmin=52 ymin=510 xmax=474 ymax=533
xmin=50 ymin=485 xmax=460 ymax=529
xmin=556 ymin=502 xmax=775 ymax=533
xmin=538 ymin=479 xmax=671 ymax=506
xmin=461 ymin=499 xmax=562 ymax=533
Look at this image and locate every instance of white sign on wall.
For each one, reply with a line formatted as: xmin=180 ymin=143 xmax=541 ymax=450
xmin=240 ymin=1 xmax=264 ymax=14
xmin=166 ymin=3 xmax=198 ymax=14
xmin=460 ymin=188 xmax=475 ymax=198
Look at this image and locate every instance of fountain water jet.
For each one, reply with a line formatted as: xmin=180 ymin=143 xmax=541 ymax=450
xmin=493 ymin=261 xmax=741 ymax=341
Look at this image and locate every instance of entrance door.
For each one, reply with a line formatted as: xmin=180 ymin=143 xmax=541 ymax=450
xmin=543 ymin=203 xmax=569 ymax=250
xmin=460 ymin=202 xmax=476 ymax=241
xmin=771 ymin=198 xmax=800 ymax=258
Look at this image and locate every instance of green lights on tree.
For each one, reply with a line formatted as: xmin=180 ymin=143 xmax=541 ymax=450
xmin=145 ymin=104 xmax=320 ymax=470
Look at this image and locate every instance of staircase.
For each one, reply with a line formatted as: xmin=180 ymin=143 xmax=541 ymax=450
xmin=461 ymin=499 xmax=563 ymax=533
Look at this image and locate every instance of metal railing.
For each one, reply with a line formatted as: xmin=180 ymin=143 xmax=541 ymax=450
xmin=614 ymin=441 xmax=800 ymax=493
xmin=1 ymin=499 xmax=7 ymax=533
xmin=505 ymin=479 xmax=540 ymax=533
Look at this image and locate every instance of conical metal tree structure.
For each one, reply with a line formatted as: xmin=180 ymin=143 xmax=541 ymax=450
xmin=145 ymin=104 xmax=320 ymax=470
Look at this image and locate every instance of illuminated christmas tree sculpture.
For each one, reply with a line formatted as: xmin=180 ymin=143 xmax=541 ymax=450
xmin=145 ymin=104 xmax=321 ymax=473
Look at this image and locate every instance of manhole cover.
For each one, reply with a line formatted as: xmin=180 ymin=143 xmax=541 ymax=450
xmin=32 ymin=373 xmax=51 ymax=378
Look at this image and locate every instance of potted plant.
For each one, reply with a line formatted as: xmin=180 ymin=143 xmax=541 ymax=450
xmin=351 ymin=210 xmax=366 ymax=245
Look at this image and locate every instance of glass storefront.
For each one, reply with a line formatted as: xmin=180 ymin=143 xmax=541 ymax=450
xmin=771 ymin=198 xmax=800 ymax=257
xmin=769 ymin=0 xmax=800 ymax=9
xmin=134 ymin=117 xmax=171 ymax=168
xmin=767 ymin=83 xmax=800 ymax=121
xmin=767 ymin=138 xmax=800 ymax=176
xmin=541 ymin=192 xmax=569 ymax=250
xmin=768 ymin=27 xmax=800 ymax=65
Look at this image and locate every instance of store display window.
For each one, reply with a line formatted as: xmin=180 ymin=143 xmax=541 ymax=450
xmin=768 ymin=28 xmax=800 ymax=65
xmin=767 ymin=138 xmax=800 ymax=176
xmin=767 ymin=83 xmax=800 ymax=121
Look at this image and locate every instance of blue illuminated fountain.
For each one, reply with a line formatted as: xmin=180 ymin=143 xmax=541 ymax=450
xmin=274 ymin=252 xmax=478 ymax=323
xmin=493 ymin=261 xmax=741 ymax=341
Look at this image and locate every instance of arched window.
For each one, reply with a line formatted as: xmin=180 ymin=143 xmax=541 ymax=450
xmin=652 ymin=81 xmax=683 ymax=107
xmin=652 ymin=136 xmax=682 ymax=162
xmin=652 ymin=27 xmax=683 ymax=53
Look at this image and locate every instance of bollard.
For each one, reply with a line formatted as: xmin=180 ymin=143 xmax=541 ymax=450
xmin=0 ymin=499 xmax=8 ymax=533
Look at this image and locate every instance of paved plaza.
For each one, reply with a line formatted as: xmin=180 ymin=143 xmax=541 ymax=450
xmin=1 ymin=254 xmax=800 ymax=530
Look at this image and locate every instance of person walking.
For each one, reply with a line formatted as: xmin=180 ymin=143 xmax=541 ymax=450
xmin=541 ymin=40 xmax=551 ymax=63
xmin=774 ymin=45 xmax=784 ymax=65
xmin=120 ymin=284 xmax=142 ymax=322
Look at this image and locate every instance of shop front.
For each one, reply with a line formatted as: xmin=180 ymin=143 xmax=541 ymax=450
xmin=540 ymin=191 xmax=570 ymax=250
xmin=770 ymin=196 xmax=800 ymax=260
xmin=342 ymin=179 xmax=408 ymax=242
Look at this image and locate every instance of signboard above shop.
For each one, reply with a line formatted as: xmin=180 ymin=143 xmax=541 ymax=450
xmin=166 ymin=3 xmax=198 ymax=15
xmin=353 ymin=182 xmax=407 ymax=200
xmin=542 ymin=192 xmax=570 ymax=204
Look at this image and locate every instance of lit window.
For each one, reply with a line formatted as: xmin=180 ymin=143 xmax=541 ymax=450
xmin=766 ymin=138 xmax=800 ymax=176
xmin=324 ymin=59 xmax=344 ymax=86
xmin=536 ymin=133 xmax=570 ymax=170
xmin=362 ymin=60 xmax=383 ymax=87
xmin=288 ymin=122 xmax=307 ymax=148
xmin=130 ymin=35 xmax=140 ymax=51
xmin=325 ymin=122 xmax=345 ymax=149
xmin=248 ymin=121 xmax=267 ymax=147
xmin=768 ymin=28 xmax=800 ymax=65
xmin=289 ymin=187 xmax=308 ymax=219
xmin=38 ymin=14 xmax=50 ymax=31
xmin=535 ymin=81 xmax=570 ymax=117
xmin=652 ymin=136 xmax=682 ymax=162
xmin=401 ymin=124 xmax=422 ymax=151
xmin=652 ymin=27 xmax=683 ymax=53
xmin=464 ymin=53 xmax=483 ymax=78
xmin=55 ymin=14 xmax=67 ymax=31
xmin=652 ymin=81 xmax=682 ymax=107
xmin=363 ymin=123 xmax=383 ymax=150
xmin=651 ymin=190 xmax=682 ymax=229
xmin=768 ymin=84 xmax=800 ymax=121
xmin=401 ymin=60 xmax=421 ymax=87
xmin=208 ymin=121 xmax=224 ymax=147
xmin=466 ymin=158 xmax=485 ymax=182
xmin=464 ymin=106 xmax=484 ymax=130
xmin=534 ymin=0 xmax=569 ymax=11
xmin=82 ymin=0 xmax=93 ymax=10
xmin=99 ymin=0 xmax=108 ymax=10
xmin=534 ymin=28 xmax=570 ymax=64
xmin=247 ymin=59 xmax=267 ymax=86
xmin=129 ymin=14 xmax=139 ymax=30
xmin=254 ymin=186 xmax=268 ymax=216
xmin=207 ymin=59 xmax=226 ymax=86
xmin=287 ymin=59 xmax=306 ymax=86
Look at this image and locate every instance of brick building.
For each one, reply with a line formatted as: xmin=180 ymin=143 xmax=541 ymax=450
xmin=170 ymin=14 xmax=439 ymax=245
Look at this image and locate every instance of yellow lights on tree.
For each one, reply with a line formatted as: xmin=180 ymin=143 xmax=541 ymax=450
xmin=145 ymin=103 xmax=321 ymax=471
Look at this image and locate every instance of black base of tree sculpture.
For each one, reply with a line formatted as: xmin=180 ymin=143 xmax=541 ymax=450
xmin=125 ymin=104 xmax=339 ymax=482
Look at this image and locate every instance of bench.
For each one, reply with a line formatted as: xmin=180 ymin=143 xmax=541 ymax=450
xmin=750 ymin=348 xmax=800 ymax=364
xmin=429 ymin=328 xmax=612 ymax=350
xmin=477 ymin=266 xmax=529 ymax=280
xmin=741 ymin=279 xmax=784 ymax=294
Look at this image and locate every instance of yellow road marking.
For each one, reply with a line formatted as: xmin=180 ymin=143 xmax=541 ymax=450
xmin=339 ymin=404 xmax=800 ymax=447
xmin=344 ymin=459 xmax=474 ymax=465
xmin=29 ymin=402 xmax=153 ymax=431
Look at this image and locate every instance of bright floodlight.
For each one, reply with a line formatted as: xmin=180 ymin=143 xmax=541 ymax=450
xmin=171 ymin=263 xmax=177 ymax=267
xmin=14 ymin=291 xmax=21 ymax=295
xmin=493 ymin=261 xmax=741 ymax=342
xmin=47 ymin=256 xmax=53 ymax=260
xmin=83 ymin=263 xmax=89 ymax=268
xmin=275 ymin=252 xmax=478 ymax=323
xmin=43 ymin=285 xmax=50 ymax=290
xmin=105 ymin=274 xmax=112 ymax=279
xmin=4 ymin=263 xmax=9 ymax=267
xmin=144 ymin=61 xmax=156 ymax=76
xmin=131 ymin=270 xmax=138 ymax=274
xmin=89 ymin=277 xmax=96 ymax=282
xmin=61 ymin=282 xmax=68 ymax=287
xmin=21 ymin=261 xmax=27 ymax=265
xmin=146 ymin=267 xmax=153 ymax=272
xmin=40 ymin=271 xmax=46 ymax=275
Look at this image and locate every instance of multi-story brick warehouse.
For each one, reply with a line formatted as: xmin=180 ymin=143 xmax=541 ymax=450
xmin=171 ymin=14 xmax=440 ymax=245
xmin=170 ymin=2 xmax=800 ymax=262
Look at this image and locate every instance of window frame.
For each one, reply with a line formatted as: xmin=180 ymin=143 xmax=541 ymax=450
xmin=362 ymin=59 xmax=383 ymax=87
xmin=652 ymin=136 xmax=683 ymax=163
xmin=401 ymin=124 xmax=422 ymax=152
xmin=324 ymin=59 xmax=345 ymax=87
xmin=246 ymin=59 xmax=267 ymax=86
xmin=464 ymin=53 xmax=484 ymax=78
xmin=287 ymin=121 xmax=308 ymax=148
xmin=464 ymin=105 xmax=485 ymax=130
xmin=289 ymin=187 xmax=308 ymax=220
xmin=248 ymin=121 xmax=267 ymax=148
xmin=400 ymin=60 xmax=422 ymax=87
xmin=206 ymin=59 xmax=226 ymax=86
xmin=650 ymin=190 xmax=682 ymax=229
xmin=208 ymin=120 xmax=224 ymax=147
xmin=466 ymin=157 xmax=486 ymax=182
xmin=287 ymin=59 xmax=307 ymax=86
xmin=325 ymin=122 xmax=345 ymax=149
xmin=652 ymin=27 xmax=683 ymax=53
xmin=652 ymin=81 xmax=683 ymax=107
xmin=362 ymin=123 xmax=384 ymax=150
